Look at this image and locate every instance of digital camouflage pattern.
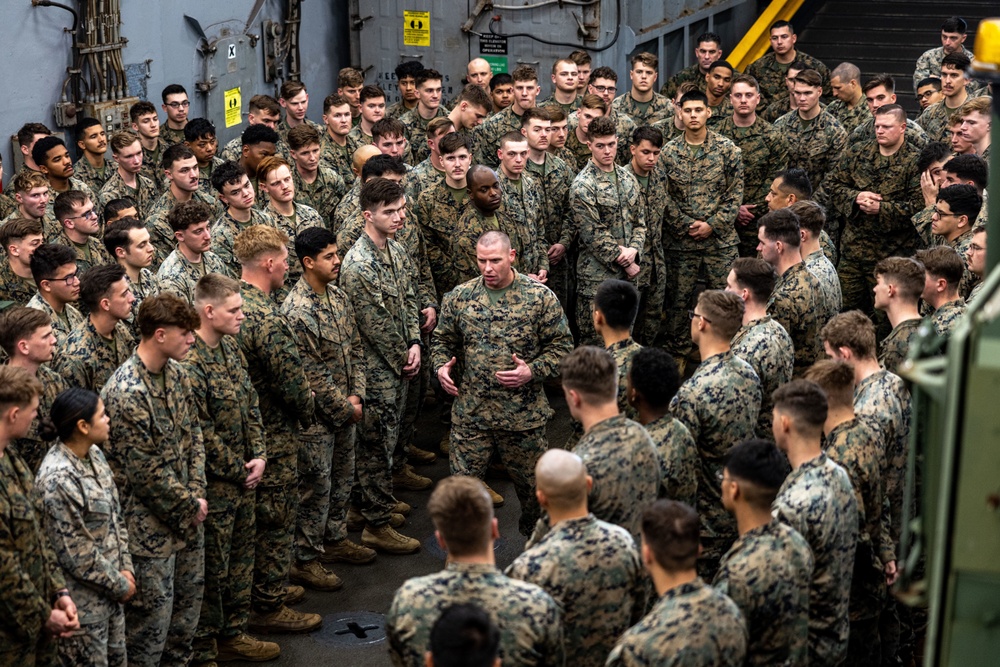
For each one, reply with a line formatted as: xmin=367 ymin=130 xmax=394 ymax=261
xmin=452 ymin=205 xmax=542 ymax=285
xmin=11 ymin=365 xmax=67 ymax=475
xmin=849 ymin=117 xmax=929 ymax=150
xmin=913 ymin=45 xmax=975 ymax=88
xmin=746 ymin=50 xmax=830 ymax=117
xmin=772 ymin=109 xmax=847 ymax=188
xmin=473 ymin=106 xmax=525 ymax=167
xmin=879 ymin=318 xmax=922 ymax=371
xmin=612 ymin=92 xmax=674 ymax=125
xmin=57 ymin=319 xmax=136 ymax=392
xmin=0 ymin=260 xmax=37 ymax=306
xmin=627 ymin=160 xmax=669 ymax=344
xmin=608 ymin=337 xmax=642 ymax=419
xmin=293 ymin=164 xmax=346 ymax=230
xmin=506 ymin=514 xmax=646 ymax=667
xmin=140 ymin=139 xmax=168 ymax=193
xmin=826 ymin=99 xmax=872 ymax=134
xmin=318 ymin=133 xmax=355 ymax=186
xmin=915 ymin=100 xmax=961 ymax=143
xmin=768 ymin=262 xmax=825 ymax=376
xmin=266 ymin=202 xmax=324 ymax=288
xmin=413 ymin=177 xmax=467 ymax=299
xmin=931 ymin=299 xmax=966 ymax=336
xmin=156 ymin=248 xmax=229 ymax=304
xmin=713 ymin=519 xmax=813 ymax=667
xmin=98 ymin=170 xmax=159 ymax=219
xmin=210 ymin=208 xmax=280 ymax=278
xmin=660 ymin=63 xmax=708 ymax=99
xmin=524 ymin=154 xmax=575 ymax=307
xmin=53 ymin=230 xmax=113 ymax=274
xmin=26 ymin=294 xmax=84 ymax=364
xmin=220 ymin=135 xmax=292 ymax=166
xmin=804 ymin=250 xmax=843 ymax=326
xmin=331 ymin=179 xmax=361 ymax=235
xmin=72 ymin=158 xmax=112 ymax=196
xmin=773 ymin=453 xmax=858 ymax=667
xmin=276 ymin=118 xmax=324 ymax=146
xmin=123 ymin=268 xmax=159 ymax=339
xmin=146 ymin=188 xmax=225 ymax=269
xmin=731 ymin=315 xmax=794 ymax=436
xmin=399 ymin=107 xmax=448 ymax=164
xmin=538 ymin=94 xmax=581 ymax=116
xmin=159 ymin=126 xmax=186 ymax=147
xmin=387 ymin=561 xmax=564 ymax=667
xmin=706 ymin=98 xmax=735 ymax=129
xmin=643 ymin=414 xmax=698 ymax=507
xmin=497 ymin=170 xmax=550 ymax=273
xmin=607 ymin=578 xmax=748 ymax=667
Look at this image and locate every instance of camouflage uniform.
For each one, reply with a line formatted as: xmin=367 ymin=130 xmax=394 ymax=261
xmin=879 ymin=318 xmax=921 ymax=371
xmin=35 ymin=443 xmax=132 ymax=667
xmin=768 ymin=262 xmax=825 ymax=376
xmin=968 ymin=279 xmax=987 ymax=306
xmin=772 ymin=109 xmax=846 ymax=188
xmin=570 ymin=160 xmax=645 ymax=345
xmin=220 ymin=136 xmax=291 ymax=165
xmin=706 ymin=98 xmax=735 ymax=130
xmin=713 ymin=519 xmax=814 ymax=667
xmin=644 ymin=414 xmax=698 ymax=507
xmin=913 ymin=46 xmax=976 ymax=88
xmin=849 ymin=117 xmax=929 ymax=150
xmin=608 ymin=337 xmax=642 ymax=419
xmin=823 ymin=140 xmax=923 ymax=316
xmin=101 ymin=353 xmax=206 ymax=667
xmin=331 ymin=180 xmax=362 ymax=235
xmin=931 ymin=299 xmax=966 ymax=336
xmin=73 ymin=158 xmax=113 ymax=195
xmin=0 ymin=193 xmax=15 ymax=220
xmin=236 ymin=281 xmax=315 ymax=611
xmin=387 ymin=561 xmax=564 ymax=667
xmin=10 ymin=366 xmax=66 ymax=475
xmin=497 ymin=171 xmax=550 ymax=274
xmin=266 ymin=202 xmax=324 ymax=289
xmin=826 ymin=99 xmax=872 ymax=134
xmin=537 ymin=94 xmax=581 ymax=115
xmin=452 ymin=205 xmax=543 ymax=285
xmin=210 ymin=208 xmax=280 ymax=278
xmin=281 ymin=277 xmax=365 ymax=559
xmin=385 ymin=101 xmax=416 ymax=119
xmin=607 ymin=578 xmax=748 ymax=667
xmin=122 ymin=269 xmax=159 ymax=340
xmin=804 ymin=249 xmax=842 ymax=325
xmin=670 ymin=352 xmax=761 ymax=575
xmin=146 ymin=189 xmax=225 ymax=270
xmin=53 ymin=230 xmax=113 ymax=274
xmin=46 ymin=180 xmax=96 ymax=225
xmin=0 ymin=211 xmax=61 ymax=246
xmin=275 ymin=118 xmax=324 ymax=145
xmin=660 ymin=63 xmax=708 ymax=99
xmin=773 ymin=453 xmax=859 ymax=667
xmin=628 ymin=160 xmax=670 ymax=344
xmin=56 ymin=319 xmax=135 ymax=392
xmin=746 ymin=50 xmax=830 ymax=119
xmin=292 ymin=165 xmax=346 ymax=230
xmin=398 ymin=107 xmax=448 ymax=165
xmin=181 ymin=334 xmax=264 ymax=662
xmin=159 ymin=126 xmax=186 ymax=147
xmin=563 ymin=127 xmax=593 ymax=173
xmin=433 ymin=271 xmax=572 ymax=534
xmin=26 ymin=295 xmax=84 ymax=364
xmin=0 ymin=260 xmax=37 ymax=306
xmin=98 ymin=170 xmax=159 ymax=219
xmin=140 ymin=140 xmax=168 ymax=193
xmin=612 ymin=92 xmax=674 ymax=125
xmin=473 ymin=106 xmax=524 ymax=167
xmin=916 ymin=100 xmax=963 ymax=143
xmin=731 ymin=315 xmax=794 ymax=436
xmin=524 ymin=154 xmax=575 ymax=310
xmin=340 ymin=234 xmax=421 ymax=525
xmin=549 ymin=145 xmax=582 ymax=173
xmin=318 ymin=133 xmax=355 ymax=186
xmin=713 ymin=116 xmax=789 ymax=257
xmin=156 ymin=249 xmax=228 ymax=304
xmin=506 ymin=514 xmax=646 ymax=667
xmin=0 ymin=448 xmax=66 ymax=665
xmin=660 ymin=131 xmax=744 ymax=357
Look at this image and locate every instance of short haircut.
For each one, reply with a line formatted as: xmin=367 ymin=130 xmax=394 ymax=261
xmin=941 ymin=52 xmax=972 ymax=72
xmin=679 ymin=90 xmax=709 ymax=107
xmin=161 ymin=143 xmax=196 ymax=171
xmin=10 ymin=170 xmax=50 ymax=194
xmin=137 ymin=292 xmax=200 ymax=338
xmin=427 ymin=117 xmax=457 ymax=139
xmin=257 ymin=155 xmax=291 ymax=182
xmin=520 ymin=107 xmax=552 ymax=128
xmin=628 ymin=347 xmax=680 ymax=410
xmin=0 ymin=307 xmax=51 ymax=357
xmin=772 ymin=379 xmax=828 ymax=434
xmin=552 ymin=58 xmax=576 ymax=74
xmin=579 ymin=94 xmax=608 ymax=113
xmin=586 ymin=116 xmax=616 ymax=140
xmin=498 ymin=131 xmax=527 ymax=151
xmin=286 ymin=123 xmax=322 ymax=151
xmin=916 ymin=246 xmax=964 ymax=286
xmin=874 ymin=104 xmax=907 ymax=124
xmin=708 ymin=60 xmax=735 ymax=75
xmin=359 ymin=84 xmax=385 ymax=104
xmin=631 ymin=52 xmax=658 ymax=70
xmin=248 ymin=94 xmax=281 ymax=116
xmin=360 ymin=178 xmax=405 ymax=213
xmin=79 ymin=263 xmax=127 ymax=310
xmin=917 ymin=77 xmax=942 ymax=91
xmin=917 ymin=141 xmax=952 ymax=173
xmin=820 ymin=310 xmax=876 ymax=358
xmin=511 ymin=65 xmax=538 ymax=83
xmin=161 ymin=83 xmax=186 ymax=102
xmin=103 ymin=217 xmax=145 ymax=256
xmin=787 ymin=60 xmax=808 ymax=75
xmin=295 ymin=226 xmax=337 ymax=265
xmin=53 ymin=190 xmax=89 ymax=223
xmin=437 ymin=131 xmax=472 ymax=157
xmin=631 ymin=125 xmax=663 ymax=148
xmin=415 ymin=69 xmax=443 ymax=89
xmin=723 ymin=439 xmax=790 ymax=508
xmin=803 ymin=360 xmax=856 ymax=409
xmin=323 ymin=93 xmax=350 ymax=114
xmin=129 ymin=101 xmax=157 ymax=123
xmin=360 ymin=155 xmax=408 ymax=181
xmin=371 ymin=118 xmax=406 ymax=142
xmin=75 ymin=117 xmax=102 ymax=142
xmin=194 ymin=272 xmax=240 ymax=304
xmin=874 ymin=256 xmax=926 ymax=301
xmin=110 ymin=129 xmax=141 ymax=154
xmin=394 ymin=60 xmax=423 ymax=80
xmin=730 ymin=73 xmax=759 ymax=91
xmin=211 ymin=160 xmax=247 ymax=193
xmin=863 ymin=73 xmax=895 ymax=94
xmin=32 ymin=136 xmax=66 ymax=168
xmin=730 ymin=257 xmax=777 ymax=303
xmin=956 ymin=96 xmax=993 ymax=120
xmin=0 ymin=218 xmax=43 ymax=251
xmin=183 ymin=117 xmax=216 ymax=142
xmin=937 ymin=183 xmax=982 ymax=220
xmin=241 ymin=124 xmax=279 ymax=147
xmin=456 ymin=84 xmax=492 ymax=111
xmin=560 ymin=345 xmax=617 ymax=403
xmin=775 ymin=168 xmax=813 ymax=199
xmin=759 ymin=208 xmax=801 ymax=247
xmin=589 ymin=66 xmax=618 ymax=84
xmin=696 ymin=31 xmax=722 ymax=46
xmin=544 ymin=105 xmax=567 ymax=123
xmin=830 ymin=62 xmax=861 ymax=83
xmin=280 ymin=80 xmax=307 ymax=100
xmin=233 ymin=225 xmax=289 ymax=265
xmin=0 ymin=366 xmax=43 ymax=410
xmin=429 ymin=603 xmax=501 ymax=667
xmin=942 ymin=154 xmax=988 ymax=190
xmin=641 ymin=500 xmax=699 ymax=571
xmin=594 ymin=279 xmax=640 ymax=330
xmin=942 ymin=16 xmax=968 ymax=33
xmin=477 ymin=230 xmax=511 ymax=252
xmin=168 ymin=200 xmax=214 ymax=233
xmin=337 ymin=68 xmax=364 ymax=88
xmin=789 ymin=200 xmax=826 ymax=236
xmin=30 ymin=243 xmax=76 ymax=284
xmin=568 ymin=49 xmax=592 ymax=66
xmin=770 ymin=20 xmax=794 ymax=33
xmin=427 ymin=476 xmax=494 ymax=556
xmin=792 ymin=69 xmax=823 ymax=89
xmin=697 ymin=289 xmax=744 ymax=339
xmin=105 ymin=196 xmax=136 ymax=220
xmin=490 ymin=73 xmax=513 ymax=91
xmin=16 ymin=122 xmax=51 ymax=148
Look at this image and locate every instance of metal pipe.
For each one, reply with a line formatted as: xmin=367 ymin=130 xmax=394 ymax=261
xmin=30 ymin=0 xmax=78 ymax=34
xmin=490 ymin=0 xmax=599 ymax=8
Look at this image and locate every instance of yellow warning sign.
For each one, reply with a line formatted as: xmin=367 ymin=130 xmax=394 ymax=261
xmin=224 ymin=87 xmax=242 ymax=128
xmin=403 ymin=10 xmax=430 ymax=47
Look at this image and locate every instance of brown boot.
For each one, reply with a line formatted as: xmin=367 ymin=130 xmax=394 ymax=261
xmin=393 ymin=500 xmax=412 ymax=515
xmin=362 ymin=523 xmax=421 ymax=554
xmin=406 ymin=445 xmax=437 ymax=464
xmin=320 ymin=539 xmax=376 ymax=565
xmin=290 ymin=560 xmax=343 ymax=591
xmin=483 ymin=483 xmax=505 ymax=507
xmin=392 ymin=465 xmax=433 ymax=491
xmin=283 ymin=584 xmax=305 ymax=605
xmin=349 ymin=506 xmax=404 ymax=528
xmin=215 ymin=632 xmax=280 ymax=662
xmin=248 ymin=605 xmax=322 ymax=634
xmin=439 ymin=433 xmax=450 ymax=455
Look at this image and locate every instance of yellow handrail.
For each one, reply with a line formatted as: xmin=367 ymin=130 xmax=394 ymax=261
xmin=728 ymin=0 xmax=807 ymax=72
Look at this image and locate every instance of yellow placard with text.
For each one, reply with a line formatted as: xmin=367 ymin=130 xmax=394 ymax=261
xmin=224 ymin=87 xmax=242 ymax=128
xmin=403 ymin=10 xmax=430 ymax=47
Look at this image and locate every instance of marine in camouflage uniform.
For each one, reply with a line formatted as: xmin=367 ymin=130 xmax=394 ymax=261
xmin=823 ymin=140 xmax=923 ymax=317
xmin=26 ymin=294 xmax=84 ymax=364
xmin=281 ymin=276 xmax=365 ymax=564
xmin=0 ymin=447 xmax=67 ymax=665
xmin=768 ymin=262 xmax=825 ymax=376
xmin=496 ymin=170 xmax=550 ymax=275
xmin=140 ymin=139 xmax=168 ymax=193
xmin=236 ymin=280 xmax=315 ymax=613
xmin=612 ymin=91 xmax=674 ymax=125
xmin=731 ymin=315 xmax=794 ymax=436
xmin=98 ymin=169 xmax=159 ymax=219
xmin=220 ymin=136 xmax=291 ymax=165
xmin=45 ymin=179 xmax=95 ymax=221
xmin=275 ymin=118 xmax=324 ymax=145
xmin=0 ymin=259 xmax=37 ymax=306
xmin=670 ymin=352 xmax=761 ymax=576
xmin=124 ymin=269 xmax=160 ymax=340
xmin=772 ymin=108 xmax=846 ymax=188
xmin=570 ymin=159 xmax=645 ymax=345
xmin=452 ymin=204 xmax=544 ymax=286
xmin=826 ymin=98 xmax=872 ymax=134
xmin=56 ymin=318 xmax=136 ymax=392
xmin=210 ymin=208 xmax=280 ymax=278
xmin=473 ymin=106 xmax=525 ymax=167
xmin=506 ymin=514 xmax=646 ymax=667
xmin=916 ymin=100 xmax=963 ymax=143
xmin=804 ymin=249 xmax=843 ymax=325
xmin=266 ymin=201 xmax=324 ymax=292
xmin=433 ymin=271 xmax=572 ymax=535
xmin=607 ymin=577 xmax=748 ymax=667
xmin=159 ymin=126 xmax=187 ymax=147
xmin=319 ymin=132 xmax=356 ymax=186
xmin=537 ymin=94 xmax=581 ymax=116
xmin=72 ymin=158 xmax=113 ymax=195
xmin=101 ymin=352 xmax=206 ymax=667
xmin=913 ymin=45 xmax=976 ymax=89
xmin=292 ymin=164 xmax=346 ymax=230
xmin=156 ymin=249 xmax=229 ymax=304
xmin=524 ymin=153 xmax=575 ymax=310
xmin=399 ymin=107 xmax=448 ymax=165
xmin=713 ymin=519 xmax=814 ymax=667
xmin=53 ymin=229 xmax=113 ymax=274
xmin=643 ymin=414 xmax=698 ymax=507
xmin=387 ymin=562 xmax=564 ymax=667
xmin=182 ymin=331 xmax=265 ymax=663
xmin=414 ymin=178 xmax=472 ymax=299
xmin=627 ymin=159 xmax=670 ymax=345
xmin=878 ymin=318 xmax=922 ymax=371
xmin=0 ymin=192 xmax=17 ymax=220
xmin=331 ymin=180 xmax=362 ymax=235
xmin=146 ymin=188 xmax=225 ymax=269
xmin=608 ymin=337 xmax=643 ymax=419
xmin=849 ymin=117 xmax=929 ymax=150
xmin=773 ymin=453 xmax=859 ymax=667
xmin=931 ymin=298 xmax=966 ymax=336
xmin=36 ymin=443 xmax=132 ymax=667
xmin=11 ymin=365 xmax=67 ymax=474
xmin=660 ymin=63 xmax=709 ymax=99
xmin=660 ymin=131 xmax=743 ymax=357
xmin=713 ymin=115 xmax=789 ymax=258
xmin=706 ymin=98 xmax=735 ymax=130
xmin=746 ymin=50 xmax=830 ymax=119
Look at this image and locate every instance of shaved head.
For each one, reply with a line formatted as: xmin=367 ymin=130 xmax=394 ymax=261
xmin=535 ymin=449 xmax=589 ymax=511
xmin=352 ymin=145 xmax=381 ymax=174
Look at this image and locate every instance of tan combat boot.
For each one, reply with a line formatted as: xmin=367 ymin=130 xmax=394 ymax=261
xmin=248 ymin=605 xmax=322 ymax=634
xmin=290 ymin=559 xmax=343 ymax=591
xmin=406 ymin=444 xmax=437 ymax=464
xmin=348 ymin=507 xmax=405 ymax=530
xmin=283 ymin=585 xmax=305 ymax=605
xmin=320 ymin=539 xmax=376 ymax=565
xmin=392 ymin=464 xmax=433 ymax=490
xmin=483 ymin=483 xmax=505 ymax=507
xmin=362 ymin=523 xmax=421 ymax=554
xmin=215 ymin=632 xmax=280 ymax=662
xmin=393 ymin=500 xmax=412 ymax=515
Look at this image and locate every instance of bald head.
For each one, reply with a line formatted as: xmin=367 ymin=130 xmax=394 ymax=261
xmin=535 ymin=449 xmax=589 ymax=512
xmin=467 ymin=58 xmax=493 ymax=89
xmin=352 ymin=145 xmax=381 ymax=175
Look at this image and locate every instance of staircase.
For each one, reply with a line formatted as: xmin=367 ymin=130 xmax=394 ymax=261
xmin=796 ymin=0 xmax=996 ymax=116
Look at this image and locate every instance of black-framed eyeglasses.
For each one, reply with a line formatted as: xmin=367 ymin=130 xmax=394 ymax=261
xmin=932 ymin=208 xmax=959 ymax=218
xmin=688 ymin=309 xmax=712 ymax=324
xmin=165 ymin=100 xmax=191 ymax=109
xmin=47 ymin=271 xmax=79 ymax=284
xmin=917 ymin=91 xmax=938 ymax=99
xmin=68 ymin=208 xmax=98 ymax=221
xmin=591 ymin=85 xmax=616 ymax=94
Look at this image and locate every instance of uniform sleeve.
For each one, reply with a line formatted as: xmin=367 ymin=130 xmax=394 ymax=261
xmin=346 ymin=300 xmax=368 ymax=401
xmin=287 ymin=314 xmax=356 ymax=429
xmin=526 ymin=289 xmax=574 ymax=382
xmin=572 ymin=179 xmax=626 ymax=271
xmin=913 ymin=51 xmax=932 ymax=90
xmin=669 ymin=387 xmax=702 ymax=444
xmin=704 ymin=144 xmax=744 ymax=237
xmin=0 ymin=505 xmax=54 ymax=642
xmin=252 ymin=314 xmax=317 ymax=424
xmin=415 ymin=230 xmax=439 ymax=311
xmin=430 ymin=290 xmax=461 ymax=372
xmin=876 ymin=166 xmax=923 ymax=231
xmin=179 ymin=372 xmax=207 ymax=500
xmin=341 ymin=261 xmax=409 ymax=373
xmin=663 ymin=153 xmax=700 ymax=238
xmin=182 ymin=357 xmax=247 ymax=483
xmin=54 ymin=343 xmax=91 ymax=392
xmin=820 ymin=145 xmax=864 ymax=220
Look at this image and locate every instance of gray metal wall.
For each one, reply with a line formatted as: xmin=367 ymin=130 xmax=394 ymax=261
xmin=0 ymin=0 xmax=350 ymax=187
